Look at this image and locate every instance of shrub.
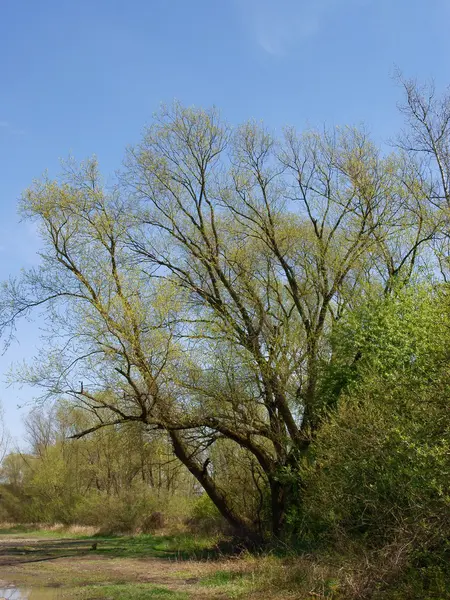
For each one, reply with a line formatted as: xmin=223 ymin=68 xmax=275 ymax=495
xmin=187 ymin=494 xmax=225 ymax=534
xmin=141 ymin=511 xmax=165 ymax=533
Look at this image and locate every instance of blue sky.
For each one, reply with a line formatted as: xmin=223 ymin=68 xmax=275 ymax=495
xmin=1 ymin=0 xmax=450 ymax=444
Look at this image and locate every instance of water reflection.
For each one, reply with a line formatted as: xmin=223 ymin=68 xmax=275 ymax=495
xmin=0 ymin=587 xmax=59 ymax=599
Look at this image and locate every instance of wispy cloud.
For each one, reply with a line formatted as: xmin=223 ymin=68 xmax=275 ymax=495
xmin=237 ymin=0 xmax=368 ymax=56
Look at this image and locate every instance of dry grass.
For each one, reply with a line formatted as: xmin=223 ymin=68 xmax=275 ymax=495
xmin=0 ymin=522 xmax=100 ymax=537
xmin=45 ymin=524 xmax=100 ymax=536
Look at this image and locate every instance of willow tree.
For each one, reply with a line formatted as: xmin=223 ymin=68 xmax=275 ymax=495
xmin=0 ymin=102 xmax=437 ymax=537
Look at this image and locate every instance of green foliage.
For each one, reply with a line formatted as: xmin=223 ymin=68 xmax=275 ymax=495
xmin=25 ymin=444 xmax=82 ymax=524
xmin=74 ymin=486 xmax=151 ymax=534
xmin=0 ymin=408 xmax=198 ymax=532
xmin=319 ymin=282 xmax=448 ymax=408
xmin=294 ymin=283 xmax=450 ymax=594
xmin=303 ymin=382 xmax=449 ymax=540
xmin=2 ymin=99 xmax=440 ymax=539
xmin=3 ymin=78 xmax=450 ymax=598
xmin=189 ymin=494 xmax=224 ymax=533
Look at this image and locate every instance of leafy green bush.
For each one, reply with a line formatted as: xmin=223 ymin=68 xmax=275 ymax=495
xmin=294 ymin=284 xmax=450 ymax=595
xmin=188 ymin=494 xmax=224 ymax=534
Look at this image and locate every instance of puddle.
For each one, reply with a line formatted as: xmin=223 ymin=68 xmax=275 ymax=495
xmin=0 ymin=587 xmax=59 ymax=599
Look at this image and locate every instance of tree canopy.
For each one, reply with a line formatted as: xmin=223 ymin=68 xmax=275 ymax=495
xmin=1 ymin=76 xmax=449 ymax=541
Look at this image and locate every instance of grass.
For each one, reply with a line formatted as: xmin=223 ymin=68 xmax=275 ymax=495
xmin=199 ymin=570 xmax=255 ymax=598
xmin=0 ymin=527 xmax=255 ymax=599
xmin=71 ymin=583 xmax=189 ymax=599
xmin=0 ymin=526 xmax=342 ymax=599
xmin=89 ymin=532 xmax=224 ymax=560
xmin=1 ymin=525 xmax=444 ymax=599
xmin=200 ymin=570 xmax=246 ymax=585
xmin=0 ymin=523 xmax=223 ymax=559
xmin=0 ymin=523 xmax=97 ymax=538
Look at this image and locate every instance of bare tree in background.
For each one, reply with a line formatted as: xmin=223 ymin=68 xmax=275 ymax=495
xmin=396 ymin=72 xmax=450 ymax=277
xmin=24 ymin=404 xmax=57 ymax=457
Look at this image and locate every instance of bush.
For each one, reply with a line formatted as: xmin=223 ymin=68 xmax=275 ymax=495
xmin=187 ymin=494 xmax=225 ymax=534
xmin=0 ymin=485 xmax=29 ymax=522
xmin=141 ymin=511 xmax=165 ymax=533
xmin=287 ymin=285 xmax=450 ymax=596
xmin=302 ymin=380 xmax=449 ymax=540
xmin=74 ymin=485 xmax=157 ymax=534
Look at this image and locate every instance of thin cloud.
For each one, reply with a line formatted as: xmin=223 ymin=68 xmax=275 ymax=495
xmin=237 ymin=0 xmax=368 ymax=56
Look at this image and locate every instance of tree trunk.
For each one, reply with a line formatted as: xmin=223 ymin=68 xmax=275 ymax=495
xmin=269 ymin=477 xmax=287 ymax=537
xmin=169 ymin=431 xmax=259 ymax=541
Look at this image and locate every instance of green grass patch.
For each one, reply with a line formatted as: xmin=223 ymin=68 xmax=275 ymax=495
xmin=200 ymin=570 xmax=245 ymax=586
xmin=73 ymin=583 xmax=189 ymax=599
xmin=91 ymin=532 xmax=222 ymax=560
xmin=199 ymin=569 xmax=255 ymax=598
xmin=0 ymin=527 xmax=223 ymax=559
